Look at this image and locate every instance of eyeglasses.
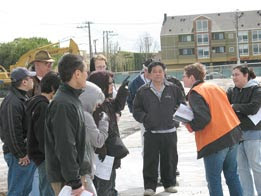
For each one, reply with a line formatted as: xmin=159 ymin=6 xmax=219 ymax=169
xmin=43 ymin=62 xmax=53 ymax=66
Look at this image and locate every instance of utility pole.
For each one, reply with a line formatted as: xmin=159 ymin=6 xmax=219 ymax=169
xmin=93 ymin=39 xmax=98 ymax=54
xmin=102 ymin=30 xmax=117 ymax=70
xmin=235 ymin=10 xmax=243 ymax=65
xmin=77 ymin=21 xmax=93 ymax=59
xmin=103 ymin=31 xmax=106 ymax=55
xmin=87 ymin=22 xmax=93 ymax=58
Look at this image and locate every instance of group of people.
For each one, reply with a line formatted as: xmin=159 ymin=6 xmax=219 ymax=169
xmin=128 ymin=61 xmax=261 ymax=196
xmin=0 ymin=50 xmax=260 ymax=196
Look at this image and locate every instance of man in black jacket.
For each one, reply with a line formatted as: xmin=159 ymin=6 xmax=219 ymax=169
xmin=26 ymin=71 xmax=60 ymax=196
xmin=45 ymin=54 xmax=88 ymax=196
xmin=0 ymin=67 xmax=36 ymax=196
xmin=133 ymin=62 xmax=185 ymax=195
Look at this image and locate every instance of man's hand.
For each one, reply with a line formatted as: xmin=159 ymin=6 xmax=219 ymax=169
xmin=182 ymin=122 xmax=193 ymax=133
xmin=71 ymin=186 xmax=84 ymax=196
xmin=121 ymin=75 xmax=130 ymax=88
xmin=18 ymin=155 xmax=30 ymax=166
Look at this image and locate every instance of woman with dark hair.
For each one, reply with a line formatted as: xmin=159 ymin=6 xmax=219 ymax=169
xmin=88 ymin=71 xmax=129 ymax=196
xmin=227 ymin=65 xmax=261 ymax=196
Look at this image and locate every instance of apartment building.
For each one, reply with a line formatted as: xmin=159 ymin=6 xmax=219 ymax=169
xmin=160 ymin=10 xmax=261 ymax=68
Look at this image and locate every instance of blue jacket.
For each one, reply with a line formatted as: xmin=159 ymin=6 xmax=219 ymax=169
xmin=127 ymin=74 xmax=145 ymax=113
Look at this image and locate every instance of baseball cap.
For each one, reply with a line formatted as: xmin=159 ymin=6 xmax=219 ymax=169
xmin=30 ymin=50 xmax=55 ymax=64
xmin=11 ymin=67 xmax=36 ymax=82
xmin=143 ymin=59 xmax=154 ymax=69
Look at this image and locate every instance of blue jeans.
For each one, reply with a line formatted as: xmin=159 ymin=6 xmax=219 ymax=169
xmin=4 ymin=153 xmax=36 ymax=196
xmin=29 ymin=168 xmax=40 ymax=196
xmin=237 ymin=140 xmax=261 ymax=196
xmin=38 ymin=161 xmax=55 ymax=196
xmin=203 ymin=145 xmax=243 ymax=196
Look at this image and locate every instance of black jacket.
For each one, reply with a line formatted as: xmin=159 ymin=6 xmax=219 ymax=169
xmin=45 ymin=83 xmax=87 ymax=189
xmin=0 ymin=86 xmax=28 ymax=158
xmin=133 ymin=80 xmax=185 ymax=131
xmin=27 ymin=76 xmax=41 ymax=97
xmin=26 ymin=95 xmax=49 ymax=166
xmin=227 ymin=79 xmax=261 ymax=131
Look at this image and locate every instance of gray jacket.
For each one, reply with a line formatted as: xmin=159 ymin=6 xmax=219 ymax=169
xmin=79 ymin=81 xmax=109 ymax=176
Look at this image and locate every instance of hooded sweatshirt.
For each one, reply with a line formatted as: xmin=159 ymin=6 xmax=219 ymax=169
xmin=79 ymin=81 xmax=109 ymax=176
xmin=227 ymin=79 xmax=261 ymax=140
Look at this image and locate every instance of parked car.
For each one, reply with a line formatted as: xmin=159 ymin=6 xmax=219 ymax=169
xmin=205 ymin=72 xmax=224 ymax=80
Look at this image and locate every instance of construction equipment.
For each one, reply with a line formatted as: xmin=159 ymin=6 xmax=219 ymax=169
xmin=0 ymin=65 xmax=11 ymax=84
xmin=9 ymin=39 xmax=80 ymax=71
xmin=0 ymin=39 xmax=80 ymax=84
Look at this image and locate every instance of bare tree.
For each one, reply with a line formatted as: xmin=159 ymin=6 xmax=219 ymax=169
xmin=136 ymin=32 xmax=159 ymax=58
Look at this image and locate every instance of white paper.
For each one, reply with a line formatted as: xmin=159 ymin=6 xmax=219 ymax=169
xmin=173 ymin=104 xmax=194 ymax=123
xmin=248 ymin=107 xmax=261 ymax=125
xmin=94 ymin=155 xmax=115 ymax=180
xmin=58 ymin=185 xmax=93 ymax=196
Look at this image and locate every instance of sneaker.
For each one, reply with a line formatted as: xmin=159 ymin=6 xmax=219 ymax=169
xmin=165 ymin=186 xmax=178 ymax=193
xmin=144 ymin=189 xmax=155 ymax=196
xmin=157 ymin=178 xmax=162 ymax=187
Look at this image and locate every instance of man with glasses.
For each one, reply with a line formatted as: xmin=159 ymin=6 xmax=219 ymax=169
xmin=28 ymin=50 xmax=54 ymax=97
xmin=0 ymin=67 xmax=36 ymax=195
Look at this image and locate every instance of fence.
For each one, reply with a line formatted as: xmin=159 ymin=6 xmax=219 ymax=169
xmin=113 ymin=63 xmax=261 ymax=84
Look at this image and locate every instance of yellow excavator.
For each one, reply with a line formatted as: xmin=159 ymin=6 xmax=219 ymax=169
xmin=0 ymin=39 xmax=80 ymax=84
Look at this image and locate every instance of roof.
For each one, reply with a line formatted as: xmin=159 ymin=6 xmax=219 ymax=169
xmin=161 ymin=10 xmax=261 ymax=36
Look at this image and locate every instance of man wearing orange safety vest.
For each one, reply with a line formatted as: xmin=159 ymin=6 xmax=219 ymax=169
xmin=182 ymin=63 xmax=243 ymax=196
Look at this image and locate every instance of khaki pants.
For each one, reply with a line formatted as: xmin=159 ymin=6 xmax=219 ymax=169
xmin=51 ymin=176 xmax=87 ymax=196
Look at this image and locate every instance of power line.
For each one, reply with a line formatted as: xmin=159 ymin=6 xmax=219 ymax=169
xmin=77 ymin=21 xmax=93 ymax=58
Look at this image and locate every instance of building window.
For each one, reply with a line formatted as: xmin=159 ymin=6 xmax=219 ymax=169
xmin=212 ymin=46 xmax=225 ymax=53
xmin=196 ymin=20 xmax=208 ymax=32
xmin=238 ymin=31 xmax=248 ymax=43
xmin=179 ymin=48 xmax=195 ymax=55
xmin=253 ymin=43 xmax=261 ymax=55
xmin=198 ymin=47 xmax=209 ymax=58
xmin=229 ymin=47 xmax=234 ymax=53
xmin=228 ymin=33 xmax=234 ymax=39
xmin=212 ymin=32 xmax=224 ymax=40
xmin=252 ymin=30 xmax=261 ymax=42
xmin=179 ymin=35 xmax=194 ymax=42
xmin=197 ymin=33 xmax=209 ymax=45
xmin=239 ymin=44 xmax=249 ymax=56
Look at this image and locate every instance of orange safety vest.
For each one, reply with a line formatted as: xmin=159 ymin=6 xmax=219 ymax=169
xmin=191 ymin=83 xmax=240 ymax=152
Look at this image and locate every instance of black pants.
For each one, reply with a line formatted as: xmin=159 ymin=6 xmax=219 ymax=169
xmin=143 ymin=131 xmax=178 ymax=191
xmin=94 ymin=168 xmax=117 ymax=196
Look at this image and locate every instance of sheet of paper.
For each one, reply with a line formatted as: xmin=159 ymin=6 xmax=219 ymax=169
xmin=94 ymin=155 xmax=115 ymax=180
xmin=248 ymin=107 xmax=261 ymax=126
xmin=173 ymin=104 xmax=194 ymax=123
xmin=58 ymin=185 xmax=93 ymax=196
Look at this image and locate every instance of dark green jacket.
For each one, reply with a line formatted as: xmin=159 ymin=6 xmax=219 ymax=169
xmin=45 ymin=83 xmax=87 ymax=189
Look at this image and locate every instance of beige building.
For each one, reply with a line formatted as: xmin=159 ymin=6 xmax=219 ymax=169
xmin=160 ymin=10 xmax=261 ymax=69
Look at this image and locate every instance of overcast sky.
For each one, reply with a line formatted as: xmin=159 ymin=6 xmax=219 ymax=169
xmin=0 ymin=0 xmax=259 ymax=52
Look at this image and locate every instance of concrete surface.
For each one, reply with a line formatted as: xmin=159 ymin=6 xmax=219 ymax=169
xmin=1 ymin=78 xmax=260 ymax=195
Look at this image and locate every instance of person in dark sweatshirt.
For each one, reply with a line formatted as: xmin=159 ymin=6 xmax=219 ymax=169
xmin=26 ymin=71 xmax=61 ymax=196
xmin=227 ymin=65 xmax=261 ymax=196
xmin=88 ymin=70 xmax=129 ymax=196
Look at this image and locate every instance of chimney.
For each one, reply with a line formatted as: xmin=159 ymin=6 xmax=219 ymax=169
xmin=163 ymin=13 xmax=167 ymax=25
